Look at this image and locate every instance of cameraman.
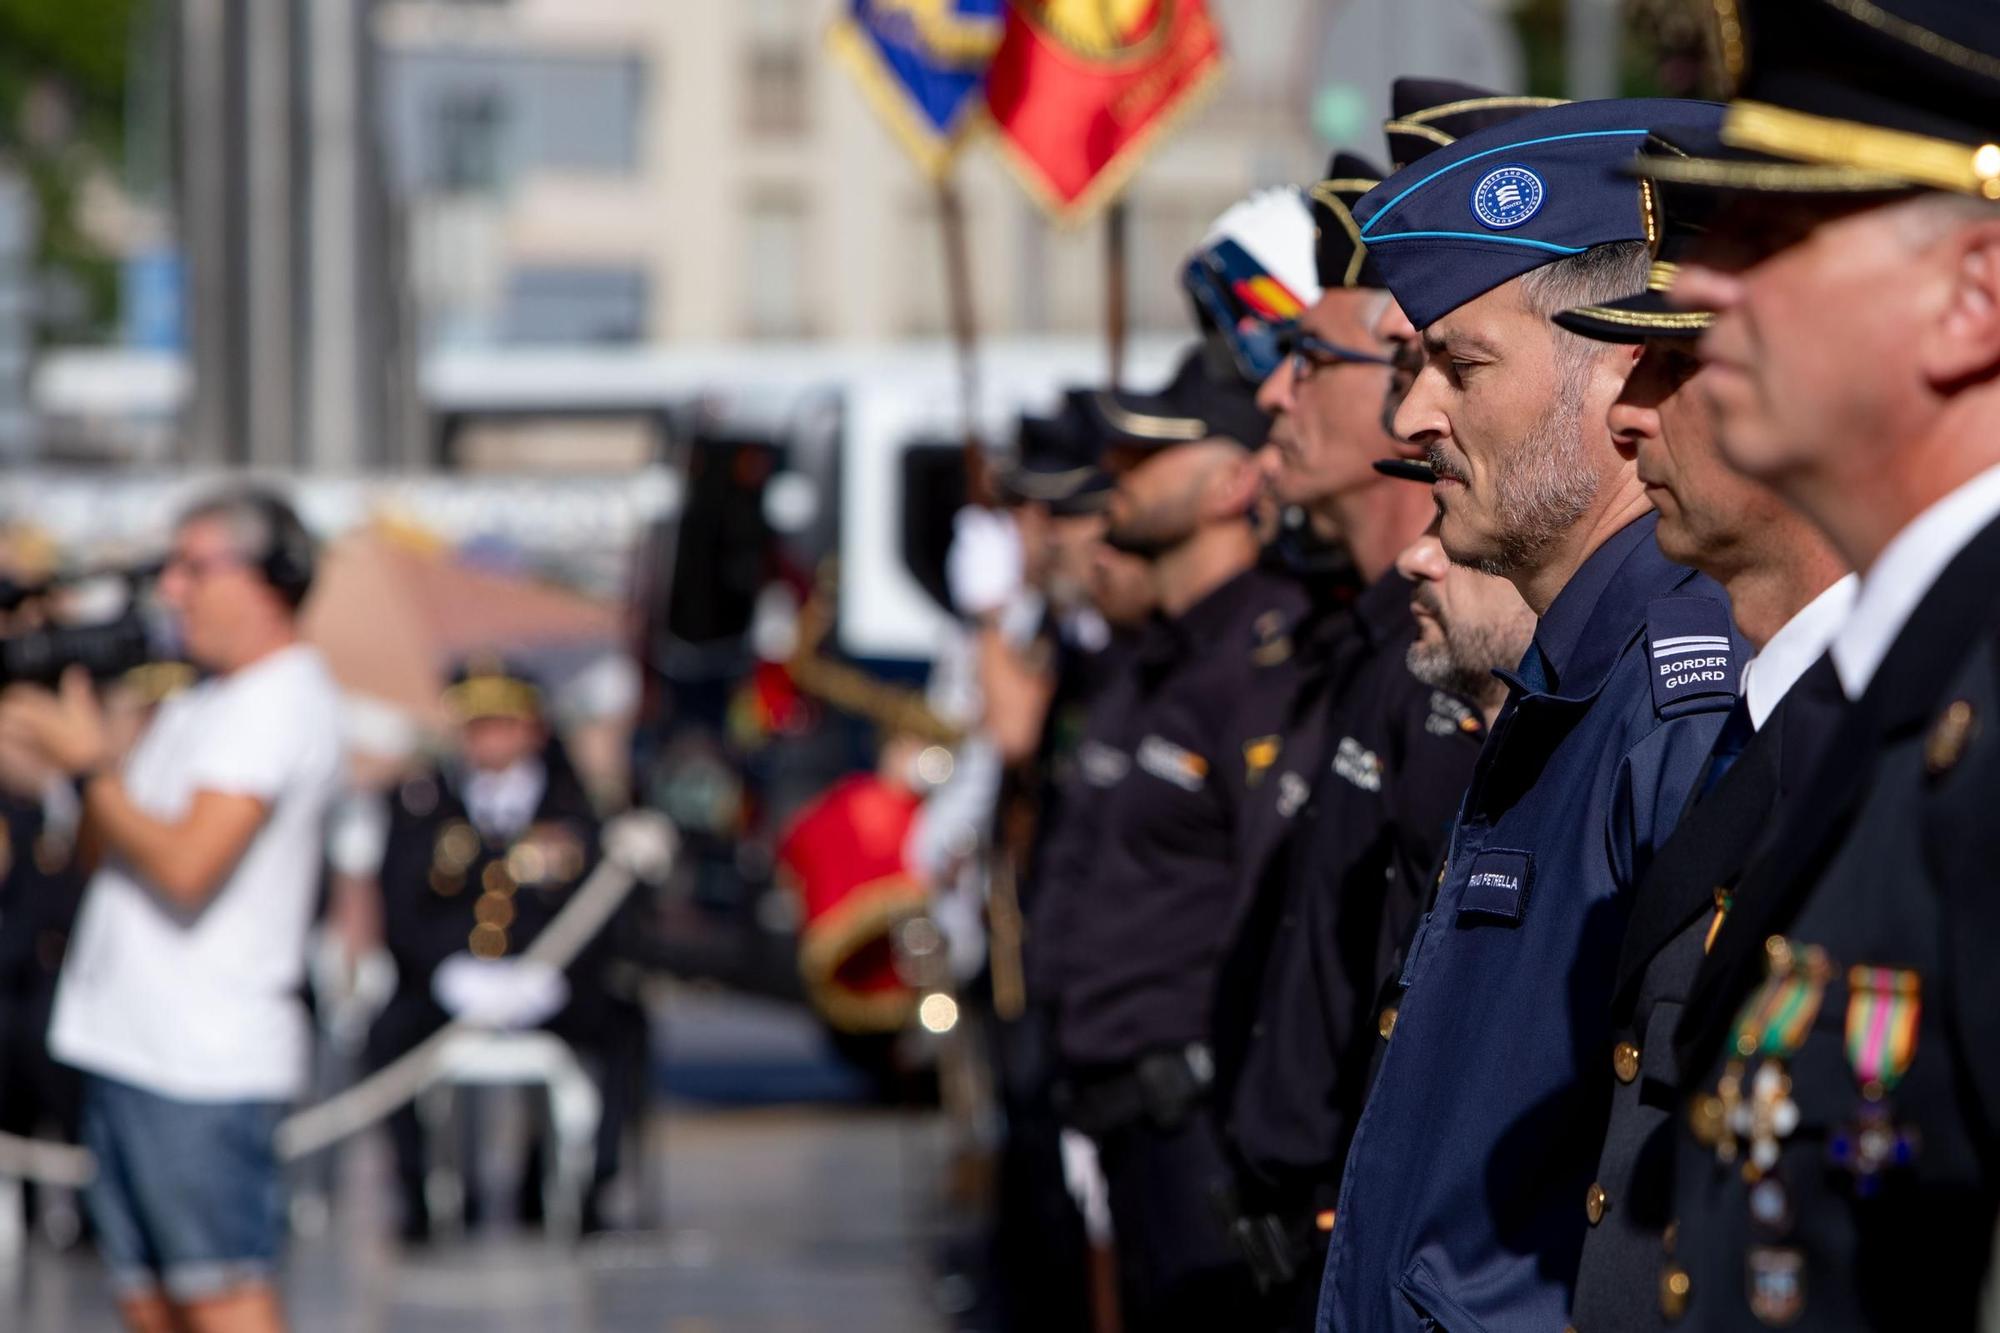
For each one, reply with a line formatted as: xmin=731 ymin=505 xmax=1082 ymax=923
xmin=0 ymin=489 xmax=342 ymax=1333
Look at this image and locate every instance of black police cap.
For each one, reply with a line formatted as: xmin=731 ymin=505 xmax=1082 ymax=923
xmin=1635 ymin=0 xmax=2000 ymax=199
xmin=1383 ymin=77 xmax=1568 ymax=171
xmin=1087 ymin=346 xmax=1272 ymax=452
xmin=1310 ymin=151 xmax=1387 ymax=292
xmin=1556 ymin=124 xmax=1731 ymax=344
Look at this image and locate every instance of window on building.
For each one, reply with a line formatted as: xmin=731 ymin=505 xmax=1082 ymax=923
xmin=745 ymin=193 xmax=810 ymax=338
xmin=436 ymin=87 xmax=506 ymax=191
xmin=502 ymin=265 xmax=649 ymax=344
xmin=743 ymin=0 xmax=807 ymax=136
xmin=386 ymin=50 xmax=645 ymax=193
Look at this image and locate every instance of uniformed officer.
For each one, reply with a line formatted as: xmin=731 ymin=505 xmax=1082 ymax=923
xmin=1372 ymin=78 xmax=1570 ymax=442
xmin=366 ymin=660 xmax=635 ymax=1241
xmin=981 ymin=404 xmax=1119 ymax=1333
xmin=1201 ymin=146 xmax=1507 ymax=1329
xmin=1315 ymin=98 xmax=1746 ymax=1333
xmin=1623 ymin=2 xmax=2000 ymax=1323
xmin=1029 ymin=346 xmax=1303 ymax=1329
xmin=1547 ymin=140 xmax=1856 ymax=1330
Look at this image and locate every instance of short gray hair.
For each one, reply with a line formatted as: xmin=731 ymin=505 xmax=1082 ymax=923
xmin=1519 ymin=241 xmax=1652 ymax=319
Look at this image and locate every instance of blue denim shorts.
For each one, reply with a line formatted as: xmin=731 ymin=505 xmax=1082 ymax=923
xmin=80 ymin=1074 xmax=288 ymax=1301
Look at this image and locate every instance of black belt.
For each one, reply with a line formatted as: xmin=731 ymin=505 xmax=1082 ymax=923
xmin=1056 ymin=1043 xmax=1214 ymax=1137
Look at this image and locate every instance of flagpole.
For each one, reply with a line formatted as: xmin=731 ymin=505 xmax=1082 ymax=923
xmin=937 ymin=176 xmax=991 ymax=504
xmin=1105 ymin=199 xmax=1130 ymax=388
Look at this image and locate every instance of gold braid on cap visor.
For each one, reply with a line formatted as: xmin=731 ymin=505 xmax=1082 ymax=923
xmin=1722 ymin=100 xmax=2000 ymax=198
xmin=446 ymin=676 xmax=542 ymax=722
xmin=1308 ymin=177 xmax=1379 ymax=289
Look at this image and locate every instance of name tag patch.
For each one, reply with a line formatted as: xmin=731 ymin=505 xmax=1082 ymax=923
xmin=1078 ymin=740 xmax=1130 ymax=788
xmin=1136 ymin=735 xmax=1208 ymax=793
xmin=1459 ymin=848 xmax=1531 ymax=922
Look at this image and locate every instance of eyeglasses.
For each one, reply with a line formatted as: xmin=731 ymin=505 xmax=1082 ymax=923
xmin=1285 ymin=330 xmax=1394 ymax=382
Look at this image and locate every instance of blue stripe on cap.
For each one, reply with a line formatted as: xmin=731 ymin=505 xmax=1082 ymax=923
xmin=1358 ymin=129 xmax=1651 ymax=238
xmin=1360 ymin=230 xmax=1588 ymax=255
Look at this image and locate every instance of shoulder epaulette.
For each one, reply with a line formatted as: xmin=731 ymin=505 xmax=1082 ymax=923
xmin=1645 ymin=595 xmax=1739 ymax=717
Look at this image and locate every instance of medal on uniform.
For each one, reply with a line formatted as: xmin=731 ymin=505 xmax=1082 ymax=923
xmin=1827 ymin=965 xmax=1921 ymax=1194
xmin=1704 ymin=886 xmax=1733 ymax=954
xmin=1745 ymin=1245 xmax=1805 ymax=1326
xmin=1714 ymin=938 xmax=1828 ymax=1177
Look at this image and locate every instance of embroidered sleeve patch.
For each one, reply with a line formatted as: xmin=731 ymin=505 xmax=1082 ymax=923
xmin=1458 ymin=848 xmax=1531 ymax=922
xmin=1136 ymin=735 xmax=1209 ymax=793
xmin=1647 ymin=596 xmax=1738 ymax=714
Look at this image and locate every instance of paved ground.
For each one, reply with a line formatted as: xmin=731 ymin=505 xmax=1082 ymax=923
xmin=3 ymin=988 xmax=955 ymax=1333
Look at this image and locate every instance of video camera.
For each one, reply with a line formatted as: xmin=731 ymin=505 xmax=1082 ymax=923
xmin=0 ymin=564 xmax=162 ymax=689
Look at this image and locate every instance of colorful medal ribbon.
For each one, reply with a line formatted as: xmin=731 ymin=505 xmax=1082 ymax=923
xmin=1728 ymin=939 xmax=1831 ymax=1061
xmin=1829 ymin=965 xmax=1922 ymax=1193
xmin=1707 ymin=939 xmax=1829 ymax=1176
xmin=1842 ymin=965 xmax=1920 ymax=1097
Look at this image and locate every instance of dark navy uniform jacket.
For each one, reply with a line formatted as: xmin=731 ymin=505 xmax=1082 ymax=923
xmin=1037 ymin=564 xmax=1306 ymax=1070
xmin=1571 ymin=657 xmax=1844 ymax=1331
xmin=1672 ymin=514 xmax=2000 ymax=1330
xmin=1317 ymin=514 xmax=1742 ymax=1333
xmin=1214 ymin=572 xmax=1484 ymax=1215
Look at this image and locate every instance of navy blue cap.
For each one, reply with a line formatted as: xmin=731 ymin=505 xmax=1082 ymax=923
xmin=1352 ymin=98 xmax=1725 ymax=331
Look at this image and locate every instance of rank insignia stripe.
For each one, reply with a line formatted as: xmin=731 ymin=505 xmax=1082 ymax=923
xmin=1646 ymin=596 xmax=1740 ymax=714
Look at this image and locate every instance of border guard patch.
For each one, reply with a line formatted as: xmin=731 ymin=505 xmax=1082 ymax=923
xmin=1646 ymin=596 xmax=1738 ymax=715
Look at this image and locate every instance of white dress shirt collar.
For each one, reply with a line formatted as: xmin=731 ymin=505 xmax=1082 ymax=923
xmin=463 ymin=757 xmax=546 ymax=842
xmin=1830 ymin=462 xmax=2000 ymax=700
xmin=1740 ymin=573 xmax=1858 ymax=729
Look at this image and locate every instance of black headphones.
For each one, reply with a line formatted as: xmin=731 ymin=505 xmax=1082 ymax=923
xmin=240 ymin=489 xmax=316 ymax=609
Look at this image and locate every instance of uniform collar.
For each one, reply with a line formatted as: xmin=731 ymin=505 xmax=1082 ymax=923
xmin=1139 ymin=564 xmax=1262 ymax=665
xmin=1742 ymin=573 xmax=1857 ymax=729
xmin=1497 ymin=512 xmax=1682 ymax=702
xmin=1830 ymin=461 xmax=2000 ymax=699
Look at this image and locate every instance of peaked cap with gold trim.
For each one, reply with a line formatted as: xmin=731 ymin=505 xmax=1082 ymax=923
xmin=1384 ymin=77 xmax=1570 ymax=172
xmin=1556 ymin=124 xmax=1729 ymax=343
xmin=1086 ymin=346 xmax=1272 ymax=452
xmin=1310 ymin=151 xmax=1389 ymax=292
xmin=445 ymin=656 xmax=544 ymax=723
xmin=1634 ymin=0 xmax=2000 ymax=198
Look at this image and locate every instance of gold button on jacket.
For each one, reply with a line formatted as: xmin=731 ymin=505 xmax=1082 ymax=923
xmin=1585 ymin=1182 xmax=1608 ymax=1225
xmin=1612 ymin=1041 xmax=1641 ymax=1083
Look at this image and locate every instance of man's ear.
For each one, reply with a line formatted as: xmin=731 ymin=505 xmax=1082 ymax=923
xmin=1924 ymin=219 xmax=2000 ymax=388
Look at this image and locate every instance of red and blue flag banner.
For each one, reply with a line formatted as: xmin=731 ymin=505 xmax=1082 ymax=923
xmin=828 ymin=0 xmax=1006 ymax=178
xmin=985 ymin=0 xmax=1226 ymax=223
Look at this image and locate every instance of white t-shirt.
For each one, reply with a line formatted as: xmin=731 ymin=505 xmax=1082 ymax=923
xmin=50 ymin=644 xmax=345 ymax=1102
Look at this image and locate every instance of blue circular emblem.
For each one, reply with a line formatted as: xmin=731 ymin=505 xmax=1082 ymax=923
xmin=1470 ymin=166 xmax=1545 ymax=230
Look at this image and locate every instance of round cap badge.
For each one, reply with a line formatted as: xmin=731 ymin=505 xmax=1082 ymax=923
xmin=1470 ymin=166 xmax=1545 ymax=230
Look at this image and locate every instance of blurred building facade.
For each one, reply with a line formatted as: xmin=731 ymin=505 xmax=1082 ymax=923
xmin=377 ymin=0 xmax=1327 ymax=348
